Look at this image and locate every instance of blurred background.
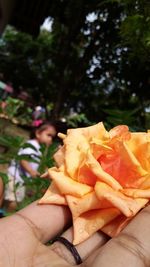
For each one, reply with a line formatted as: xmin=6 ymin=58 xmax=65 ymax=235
xmin=0 ymin=0 xmax=150 ymax=212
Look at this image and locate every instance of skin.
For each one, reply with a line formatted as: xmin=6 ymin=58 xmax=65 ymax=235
xmin=0 ymin=201 xmax=150 ymax=267
xmin=20 ymin=160 xmax=40 ymax=178
xmin=36 ymin=125 xmax=56 ymax=146
xmin=0 ymin=178 xmax=3 ymax=207
xmin=5 ymin=125 xmax=57 ymax=211
xmin=20 ymin=125 xmax=57 ymax=177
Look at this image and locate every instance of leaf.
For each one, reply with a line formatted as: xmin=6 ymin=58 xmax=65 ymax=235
xmin=0 ymin=135 xmax=23 ymax=148
xmin=21 ymin=142 xmax=38 ymax=152
xmin=16 ymin=154 xmax=40 ymax=163
xmin=0 ymin=159 xmax=10 ymax=164
xmin=0 ymin=172 xmax=9 ymax=185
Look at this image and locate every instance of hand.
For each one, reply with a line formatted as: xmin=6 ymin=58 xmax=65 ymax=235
xmin=0 ymin=201 xmax=71 ymax=266
xmin=20 ymin=160 xmax=40 ymax=178
xmin=0 ymin=201 xmax=107 ymax=267
xmin=0 ymin=177 xmax=4 ymax=207
xmin=49 ymin=205 xmax=150 ymax=267
xmin=29 ymin=169 xmax=40 ymax=178
xmin=0 ymin=202 xmax=150 ymax=267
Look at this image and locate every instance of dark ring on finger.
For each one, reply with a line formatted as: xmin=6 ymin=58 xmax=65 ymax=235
xmin=52 ymin=236 xmax=82 ymax=265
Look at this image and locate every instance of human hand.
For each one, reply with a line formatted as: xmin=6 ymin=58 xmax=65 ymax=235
xmin=20 ymin=160 xmax=40 ymax=178
xmin=0 ymin=201 xmax=71 ymax=266
xmin=0 ymin=201 xmax=107 ymax=267
xmin=0 ymin=177 xmax=4 ymax=207
xmin=50 ymin=204 xmax=150 ymax=267
xmin=29 ymin=169 xmax=40 ymax=178
xmin=0 ymin=202 xmax=150 ymax=267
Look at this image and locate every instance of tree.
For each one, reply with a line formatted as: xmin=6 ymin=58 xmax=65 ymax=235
xmin=0 ymin=0 xmax=150 ymax=129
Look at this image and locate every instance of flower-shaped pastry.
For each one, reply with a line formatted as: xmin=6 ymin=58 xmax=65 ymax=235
xmin=39 ymin=122 xmax=150 ymax=244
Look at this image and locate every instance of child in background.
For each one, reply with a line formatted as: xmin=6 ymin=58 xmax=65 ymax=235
xmin=4 ymin=122 xmax=56 ymax=211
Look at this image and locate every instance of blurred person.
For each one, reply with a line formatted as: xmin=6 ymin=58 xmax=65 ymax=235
xmin=32 ymin=106 xmax=46 ymax=127
xmin=4 ymin=122 xmax=56 ymax=212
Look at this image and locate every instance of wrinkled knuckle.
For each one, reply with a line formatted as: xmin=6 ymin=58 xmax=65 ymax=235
xmin=113 ymin=233 xmax=149 ymax=266
xmin=51 ymin=242 xmax=62 ymax=257
xmin=16 ymin=213 xmax=42 ymax=240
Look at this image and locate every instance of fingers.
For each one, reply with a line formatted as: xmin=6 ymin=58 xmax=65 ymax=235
xmin=17 ymin=200 xmax=71 ymax=243
xmin=33 ymin=245 xmax=72 ymax=267
xmin=50 ymin=227 xmax=109 ymax=265
xmin=40 ymin=172 xmax=49 ymax=178
xmin=86 ymin=205 xmax=150 ymax=267
xmin=0 ymin=177 xmax=4 ymax=206
xmin=0 ymin=201 xmax=71 ymax=267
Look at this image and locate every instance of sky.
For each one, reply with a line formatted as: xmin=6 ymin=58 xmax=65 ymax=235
xmin=41 ymin=13 xmax=97 ymax=31
xmin=40 ymin=17 xmax=53 ymax=31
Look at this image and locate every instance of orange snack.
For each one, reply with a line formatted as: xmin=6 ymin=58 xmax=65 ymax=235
xmin=39 ymin=122 xmax=150 ymax=244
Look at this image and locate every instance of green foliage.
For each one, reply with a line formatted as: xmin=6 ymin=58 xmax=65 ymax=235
xmin=0 ymin=133 xmax=58 ymax=210
xmin=38 ymin=142 xmax=58 ymax=173
xmin=1 ymin=0 xmax=150 ymax=214
xmin=0 ymin=1 xmax=150 ymax=130
xmin=120 ymin=14 xmax=150 ymax=60
xmin=66 ymin=113 xmax=92 ymax=128
xmin=0 ymin=134 xmax=24 ymax=164
xmin=18 ymin=176 xmax=50 ymax=209
xmin=0 ymin=172 xmax=9 ymax=185
xmin=4 ymin=97 xmax=23 ymax=118
xmin=0 ymin=97 xmax=32 ymax=126
xmin=103 ymin=108 xmax=144 ymax=131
